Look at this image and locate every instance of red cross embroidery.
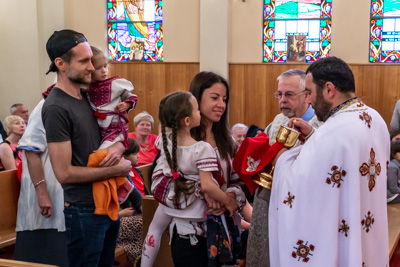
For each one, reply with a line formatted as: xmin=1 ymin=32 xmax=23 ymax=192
xmin=359 ymin=111 xmax=372 ymax=128
xmin=338 ymin=219 xmax=350 ymax=237
xmin=361 ymin=211 xmax=375 ymax=233
xmin=292 ymin=240 xmax=315 ymax=262
xmin=359 ymin=148 xmax=381 ymax=191
xmin=326 ymin=165 xmax=346 ymax=188
xmin=283 ymin=192 xmax=295 ymax=208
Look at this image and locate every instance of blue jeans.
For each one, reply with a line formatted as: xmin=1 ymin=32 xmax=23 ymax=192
xmin=64 ymin=204 xmax=120 ymax=267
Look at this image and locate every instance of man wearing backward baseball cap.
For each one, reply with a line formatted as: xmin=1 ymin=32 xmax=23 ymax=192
xmin=42 ymin=29 xmax=131 ymax=266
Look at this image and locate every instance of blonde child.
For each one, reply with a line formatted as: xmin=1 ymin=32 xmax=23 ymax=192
xmin=142 ymin=92 xmax=241 ymax=267
xmin=86 ymin=46 xmax=138 ymax=221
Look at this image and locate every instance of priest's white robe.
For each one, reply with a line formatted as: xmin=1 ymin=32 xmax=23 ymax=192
xmin=269 ymin=100 xmax=389 ymax=266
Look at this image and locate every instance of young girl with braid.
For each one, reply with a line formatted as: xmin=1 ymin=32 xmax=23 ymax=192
xmin=142 ymin=91 xmax=240 ymax=267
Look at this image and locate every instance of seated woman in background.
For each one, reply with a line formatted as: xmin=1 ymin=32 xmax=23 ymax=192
xmin=0 ymin=115 xmax=25 ymax=171
xmin=388 ymin=140 xmax=400 ymax=204
xmin=128 ymin=112 xmax=159 ymax=166
xmin=390 ymin=129 xmax=400 ymax=141
xmin=231 ymin=123 xmax=248 ymax=148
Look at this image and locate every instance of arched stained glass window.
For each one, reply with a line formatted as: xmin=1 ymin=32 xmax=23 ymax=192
xmin=263 ymin=0 xmax=332 ymax=63
xmin=370 ymin=0 xmax=400 ymax=62
xmin=107 ymin=0 xmax=163 ymax=62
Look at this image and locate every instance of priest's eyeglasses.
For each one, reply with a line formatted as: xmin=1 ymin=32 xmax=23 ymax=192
xmin=274 ymin=90 xmax=307 ymax=100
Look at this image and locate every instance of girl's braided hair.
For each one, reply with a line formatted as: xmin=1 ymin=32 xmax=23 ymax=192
xmin=159 ymin=91 xmax=195 ymax=200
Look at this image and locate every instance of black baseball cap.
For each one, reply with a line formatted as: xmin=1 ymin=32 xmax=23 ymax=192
xmin=45 ymin=29 xmax=88 ymax=75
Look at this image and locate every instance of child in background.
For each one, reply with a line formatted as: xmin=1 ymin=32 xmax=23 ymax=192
xmin=388 ymin=140 xmax=400 ymax=204
xmin=142 ymin=92 xmax=240 ymax=267
xmin=86 ymin=46 xmax=138 ymax=221
xmin=120 ymin=138 xmax=148 ymax=213
xmin=116 ymin=138 xmax=146 ymax=264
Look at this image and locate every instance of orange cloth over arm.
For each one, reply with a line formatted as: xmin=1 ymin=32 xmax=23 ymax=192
xmin=88 ymin=149 xmax=128 ymax=221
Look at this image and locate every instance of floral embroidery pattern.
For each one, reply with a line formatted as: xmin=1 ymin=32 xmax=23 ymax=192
xmin=292 ymin=240 xmax=315 ymax=262
xmin=361 ymin=211 xmax=375 ymax=233
xmin=359 ymin=148 xmax=381 ymax=191
xmin=283 ymin=192 xmax=295 ymax=208
xmin=142 ymin=234 xmax=155 ymax=259
xmin=246 ymin=156 xmax=260 ymax=172
xmin=359 ymin=111 xmax=372 ymax=128
xmin=210 ymin=245 xmax=218 ymax=257
xmin=338 ymin=219 xmax=350 ymax=237
xmin=326 ymin=165 xmax=346 ymax=188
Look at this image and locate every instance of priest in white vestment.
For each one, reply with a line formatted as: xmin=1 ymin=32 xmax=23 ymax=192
xmin=269 ymin=57 xmax=389 ymax=266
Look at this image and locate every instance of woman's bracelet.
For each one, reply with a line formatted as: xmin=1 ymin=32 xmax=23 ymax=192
xmin=34 ymin=179 xmax=46 ymax=188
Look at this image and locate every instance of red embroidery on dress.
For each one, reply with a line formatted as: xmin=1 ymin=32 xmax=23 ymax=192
xmin=87 ymin=76 xmax=119 ymax=107
xmin=359 ymin=148 xmax=381 ymax=191
xmin=326 ymin=165 xmax=346 ymax=188
xmin=361 ymin=211 xmax=375 ymax=233
xmin=339 ymin=219 xmax=350 ymax=237
xmin=359 ymin=111 xmax=372 ymax=128
xmin=292 ymin=240 xmax=315 ymax=262
xmin=283 ymin=192 xmax=295 ymax=208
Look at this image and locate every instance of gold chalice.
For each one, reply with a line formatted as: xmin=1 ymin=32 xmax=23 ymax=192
xmin=276 ymin=123 xmax=300 ymax=148
xmin=254 ymin=166 xmax=274 ymax=190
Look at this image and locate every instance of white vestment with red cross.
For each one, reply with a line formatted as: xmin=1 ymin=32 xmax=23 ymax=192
xmin=269 ymin=99 xmax=389 ymax=266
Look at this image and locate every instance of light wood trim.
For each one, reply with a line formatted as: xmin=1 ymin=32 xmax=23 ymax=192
xmin=388 ymin=203 xmax=400 ymax=258
xmin=0 ymin=259 xmax=57 ymax=267
xmin=0 ymin=170 xmax=19 ymax=248
xmin=137 ymin=163 xmax=153 ymax=194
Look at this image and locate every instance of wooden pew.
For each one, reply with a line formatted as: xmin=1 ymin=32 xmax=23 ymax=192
xmin=0 ymin=258 xmax=57 ymax=267
xmin=0 ymin=170 xmax=19 ymax=248
xmin=142 ymin=196 xmax=173 ymax=267
xmin=138 ymin=163 xmax=153 ymax=194
xmin=388 ymin=203 xmax=400 ymax=259
xmin=114 ymin=164 xmax=154 ymax=266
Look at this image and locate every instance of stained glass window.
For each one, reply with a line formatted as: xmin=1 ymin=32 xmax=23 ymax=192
xmin=263 ymin=0 xmax=332 ymax=63
xmin=107 ymin=0 xmax=163 ymax=62
xmin=370 ymin=0 xmax=400 ymax=62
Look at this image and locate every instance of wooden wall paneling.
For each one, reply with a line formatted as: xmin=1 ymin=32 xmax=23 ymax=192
xmin=229 ymin=63 xmax=400 ymax=130
xmin=229 ymin=64 xmax=309 ymax=129
xmin=110 ymin=63 xmax=400 ymax=133
xmin=109 ymin=63 xmax=200 ymax=133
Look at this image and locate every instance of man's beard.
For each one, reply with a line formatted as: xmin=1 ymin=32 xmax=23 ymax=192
xmin=66 ymin=69 xmax=91 ymax=85
xmin=313 ymin=90 xmax=332 ymax=122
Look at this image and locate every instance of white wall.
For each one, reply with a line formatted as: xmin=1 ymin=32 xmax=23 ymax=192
xmin=0 ymin=0 xmax=63 ymax=123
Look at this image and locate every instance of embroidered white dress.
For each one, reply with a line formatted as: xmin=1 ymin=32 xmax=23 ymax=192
xmin=269 ymin=100 xmax=389 ymax=266
xmin=16 ymin=99 xmax=65 ymax=232
xmin=151 ymin=136 xmax=219 ymax=236
xmin=86 ymin=77 xmax=137 ymax=148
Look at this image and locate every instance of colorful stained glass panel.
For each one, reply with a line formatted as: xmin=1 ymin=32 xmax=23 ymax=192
xmin=107 ymin=0 xmax=163 ymax=62
xmin=370 ymin=0 xmax=400 ymax=62
xmin=263 ymin=0 xmax=331 ymax=63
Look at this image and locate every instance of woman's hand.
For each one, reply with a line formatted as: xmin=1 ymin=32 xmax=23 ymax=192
xmin=204 ymin=192 xmax=226 ymax=216
xmin=224 ymin=193 xmax=239 ymax=217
